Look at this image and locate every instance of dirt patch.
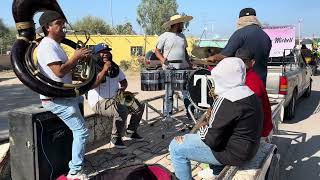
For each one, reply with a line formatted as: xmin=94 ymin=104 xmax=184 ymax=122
xmin=0 ymin=55 xmax=11 ymax=71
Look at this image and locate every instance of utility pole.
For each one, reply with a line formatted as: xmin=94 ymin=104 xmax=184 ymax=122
xmin=298 ymin=18 xmax=303 ymax=45
xmin=110 ymin=0 xmax=113 ymax=27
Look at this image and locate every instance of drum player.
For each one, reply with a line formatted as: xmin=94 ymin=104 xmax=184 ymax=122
xmin=155 ymin=14 xmax=194 ymax=122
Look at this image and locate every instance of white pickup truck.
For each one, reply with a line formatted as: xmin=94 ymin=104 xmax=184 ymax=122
xmin=266 ymin=49 xmax=312 ymax=120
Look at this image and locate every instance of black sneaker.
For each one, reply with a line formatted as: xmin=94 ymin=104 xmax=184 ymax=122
xmin=124 ymin=131 xmax=144 ymax=141
xmin=110 ymin=137 xmax=126 ymax=149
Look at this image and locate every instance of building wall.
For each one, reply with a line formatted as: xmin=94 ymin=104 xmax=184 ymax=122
xmin=64 ymin=35 xmax=196 ymax=64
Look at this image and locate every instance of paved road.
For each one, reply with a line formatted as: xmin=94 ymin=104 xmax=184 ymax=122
xmin=275 ymin=74 xmax=320 ymax=180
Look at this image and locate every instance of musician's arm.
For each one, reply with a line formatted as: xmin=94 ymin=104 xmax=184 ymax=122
xmin=185 ymin=49 xmax=193 ymax=67
xmin=47 ymin=56 xmax=78 ymax=78
xmin=206 ymin=53 xmax=226 ymax=63
xmin=48 ymin=48 xmax=91 ymax=78
xmin=155 ymin=48 xmax=166 ymax=64
xmin=90 ymin=61 xmax=111 ymax=89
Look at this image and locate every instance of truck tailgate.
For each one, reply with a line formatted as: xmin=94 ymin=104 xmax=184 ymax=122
xmin=266 ymin=67 xmax=282 ymax=94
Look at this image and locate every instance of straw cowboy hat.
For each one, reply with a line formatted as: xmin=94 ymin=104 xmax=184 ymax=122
xmin=162 ymin=15 xmax=193 ymax=28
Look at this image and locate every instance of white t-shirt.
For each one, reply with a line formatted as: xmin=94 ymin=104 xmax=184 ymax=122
xmin=87 ymin=69 xmax=126 ymax=108
xmin=156 ymin=32 xmax=189 ymax=69
xmin=37 ymin=37 xmax=72 ymax=99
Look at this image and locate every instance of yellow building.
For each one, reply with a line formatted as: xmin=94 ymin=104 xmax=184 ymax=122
xmin=65 ymin=35 xmax=196 ymax=64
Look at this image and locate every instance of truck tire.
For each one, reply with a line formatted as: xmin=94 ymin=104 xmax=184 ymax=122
xmin=285 ymin=91 xmax=296 ymax=120
xmin=265 ymin=154 xmax=280 ymax=180
xmin=303 ymin=80 xmax=312 ymax=98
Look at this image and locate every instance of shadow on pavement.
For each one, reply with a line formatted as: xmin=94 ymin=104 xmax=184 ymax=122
xmin=83 ymin=115 xmax=189 ymax=176
xmin=0 ymin=83 xmax=39 ymax=139
xmin=285 ymin=90 xmax=320 ymax=124
xmin=273 ymin=130 xmax=320 ymax=180
xmin=0 ymin=77 xmax=15 ymax=82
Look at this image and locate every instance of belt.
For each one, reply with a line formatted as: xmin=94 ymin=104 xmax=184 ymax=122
xmin=41 ymin=99 xmax=53 ymax=102
xmin=167 ymin=60 xmax=183 ymax=63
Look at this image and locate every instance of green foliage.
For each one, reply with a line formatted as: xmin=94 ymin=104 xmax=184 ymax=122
xmin=0 ymin=19 xmax=16 ymax=53
xmin=72 ymin=16 xmax=114 ymax=34
xmin=181 ymin=12 xmax=191 ymax=29
xmin=114 ymin=22 xmax=134 ymax=35
xmin=0 ymin=19 xmax=9 ymax=37
xmin=119 ymin=60 xmax=131 ymax=71
xmin=119 ymin=58 xmax=144 ymax=72
xmin=137 ymin=0 xmax=178 ymax=35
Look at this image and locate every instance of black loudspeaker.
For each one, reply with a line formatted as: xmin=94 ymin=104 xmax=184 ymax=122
xmin=9 ymin=105 xmax=73 ymax=180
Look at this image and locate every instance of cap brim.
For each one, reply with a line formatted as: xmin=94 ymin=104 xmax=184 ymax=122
xmin=162 ymin=16 xmax=193 ymax=28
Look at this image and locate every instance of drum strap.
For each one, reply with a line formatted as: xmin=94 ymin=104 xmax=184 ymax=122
xmin=164 ymin=36 xmax=176 ymax=60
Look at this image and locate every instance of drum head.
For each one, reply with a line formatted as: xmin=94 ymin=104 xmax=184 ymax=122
xmin=187 ymin=69 xmax=214 ymax=110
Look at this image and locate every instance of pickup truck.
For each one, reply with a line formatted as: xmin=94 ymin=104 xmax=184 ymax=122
xmin=266 ymin=49 xmax=312 ymax=120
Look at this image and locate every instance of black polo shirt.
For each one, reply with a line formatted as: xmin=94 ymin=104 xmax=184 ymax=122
xmin=221 ymin=25 xmax=272 ymax=85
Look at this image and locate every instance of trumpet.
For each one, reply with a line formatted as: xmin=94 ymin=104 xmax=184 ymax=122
xmin=115 ymin=90 xmax=141 ymax=114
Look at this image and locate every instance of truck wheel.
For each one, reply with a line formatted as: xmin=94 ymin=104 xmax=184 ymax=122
xmin=303 ymin=81 xmax=312 ymax=98
xmin=285 ymin=91 xmax=296 ymax=120
xmin=265 ymin=154 xmax=280 ymax=180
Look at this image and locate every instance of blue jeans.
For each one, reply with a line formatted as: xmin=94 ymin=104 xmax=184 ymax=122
xmin=42 ymin=96 xmax=89 ymax=174
xmin=164 ymin=70 xmax=191 ymax=117
xmin=169 ymin=134 xmax=222 ymax=180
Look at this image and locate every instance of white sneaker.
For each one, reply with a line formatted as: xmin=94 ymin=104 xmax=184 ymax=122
xmin=197 ymin=168 xmax=216 ymax=179
xmin=67 ymin=170 xmax=88 ymax=180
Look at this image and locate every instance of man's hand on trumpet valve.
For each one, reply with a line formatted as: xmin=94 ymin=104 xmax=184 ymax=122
xmin=73 ymin=47 xmax=92 ymax=61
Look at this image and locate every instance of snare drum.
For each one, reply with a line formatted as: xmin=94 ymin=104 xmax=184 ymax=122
xmin=140 ymin=70 xmax=165 ymax=91
xmin=172 ymin=70 xmax=194 ymax=90
xmin=186 ymin=69 xmax=214 ymax=110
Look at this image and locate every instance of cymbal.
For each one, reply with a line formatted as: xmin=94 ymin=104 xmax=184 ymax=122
xmin=190 ymin=59 xmax=217 ymax=66
xmin=191 ymin=47 xmax=222 ymax=59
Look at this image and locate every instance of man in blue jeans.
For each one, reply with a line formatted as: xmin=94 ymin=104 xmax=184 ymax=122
xmin=169 ymin=58 xmax=263 ymax=180
xmin=155 ymin=15 xmax=194 ymax=121
xmin=37 ymin=10 xmax=91 ymax=180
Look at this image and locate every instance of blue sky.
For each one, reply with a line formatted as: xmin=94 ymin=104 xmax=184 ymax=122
xmin=1 ymin=0 xmax=319 ymax=38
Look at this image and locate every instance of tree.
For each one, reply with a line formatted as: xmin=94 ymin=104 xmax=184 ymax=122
xmin=72 ymin=16 xmax=113 ymax=34
xmin=2 ymin=27 xmax=17 ymax=52
xmin=181 ymin=12 xmax=191 ymax=29
xmin=0 ymin=19 xmax=16 ymax=53
xmin=0 ymin=19 xmax=9 ymax=37
xmin=137 ymin=0 xmax=178 ymax=35
xmin=114 ymin=22 xmax=134 ymax=35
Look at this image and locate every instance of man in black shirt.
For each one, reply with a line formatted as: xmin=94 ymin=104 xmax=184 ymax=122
xmin=169 ymin=57 xmax=263 ymax=180
xmin=207 ymin=8 xmax=271 ymax=85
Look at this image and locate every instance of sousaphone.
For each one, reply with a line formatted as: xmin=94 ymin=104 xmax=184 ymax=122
xmin=11 ymin=0 xmax=96 ymax=97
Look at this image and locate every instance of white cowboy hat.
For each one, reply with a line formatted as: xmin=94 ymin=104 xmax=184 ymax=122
xmin=162 ymin=15 xmax=193 ymax=29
